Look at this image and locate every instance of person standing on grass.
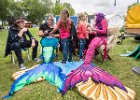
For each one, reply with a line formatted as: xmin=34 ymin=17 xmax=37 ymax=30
xmin=4 ymin=17 xmax=39 ymax=70
xmin=49 ymin=9 xmax=72 ymax=64
xmin=65 ymin=11 xmax=77 ymax=62
xmin=77 ymin=13 xmax=88 ymax=60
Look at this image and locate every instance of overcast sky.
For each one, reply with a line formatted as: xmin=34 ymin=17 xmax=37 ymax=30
xmin=55 ymin=0 xmax=138 ymax=15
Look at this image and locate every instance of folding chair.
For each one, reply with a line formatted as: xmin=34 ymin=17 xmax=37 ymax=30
xmin=11 ymin=48 xmax=30 ymax=64
xmin=96 ymin=27 xmax=120 ymax=62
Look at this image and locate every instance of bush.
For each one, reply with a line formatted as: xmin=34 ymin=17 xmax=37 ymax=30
xmin=120 ymin=26 xmax=125 ymax=33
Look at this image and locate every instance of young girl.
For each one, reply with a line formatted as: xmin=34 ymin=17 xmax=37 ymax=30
xmin=77 ymin=13 xmax=88 ymax=60
xmin=49 ymin=9 xmax=72 ymax=63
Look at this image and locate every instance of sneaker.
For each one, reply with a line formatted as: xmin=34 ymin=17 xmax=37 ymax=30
xmin=33 ymin=58 xmax=42 ymax=62
xmin=79 ymin=58 xmax=84 ymax=61
xmin=19 ymin=63 xmax=26 ymax=70
xmin=68 ymin=59 xmax=72 ymax=63
xmin=61 ymin=60 xmax=66 ymax=64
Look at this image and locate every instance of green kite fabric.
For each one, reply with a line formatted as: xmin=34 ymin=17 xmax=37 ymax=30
xmin=120 ymin=45 xmax=140 ymax=59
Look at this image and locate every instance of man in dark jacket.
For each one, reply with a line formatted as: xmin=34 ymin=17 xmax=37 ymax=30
xmin=5 ymin=17 xmax=39 ymax=70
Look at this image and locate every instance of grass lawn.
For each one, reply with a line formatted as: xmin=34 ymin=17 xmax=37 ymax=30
xmin=0 ymin=28 xmax=140 ymax=100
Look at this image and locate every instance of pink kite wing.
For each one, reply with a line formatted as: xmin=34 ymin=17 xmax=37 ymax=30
xmin=62 ymin=64 xmax=127 ymax=95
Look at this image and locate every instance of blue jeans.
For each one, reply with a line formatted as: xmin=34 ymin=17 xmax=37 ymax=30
xmin=61 ymin=38 xmax=72 ymax=61
xmin=78 ymin=39 xmax=86 ymax=59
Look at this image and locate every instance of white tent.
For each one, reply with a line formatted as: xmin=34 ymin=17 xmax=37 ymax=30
xmin=105 ymin=13 xmax=125 ymax=27
xmin=87 ymin=13 xmax=125 ymax=27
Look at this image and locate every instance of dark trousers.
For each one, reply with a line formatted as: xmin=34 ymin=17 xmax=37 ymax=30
xmin=10 ymin=40 xmax=38 ymax=65
xmin=61 ymin=38 xmax=72 ymax=61
xmin=78 ymin=39 xmax=86 ymax=59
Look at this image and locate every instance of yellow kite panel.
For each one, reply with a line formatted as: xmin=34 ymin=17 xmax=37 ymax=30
xmin=126 ymin=3 xmax=140 ymax=28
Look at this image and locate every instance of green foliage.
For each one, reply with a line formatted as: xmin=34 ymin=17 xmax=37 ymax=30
xmin=52 ymin=0 xmax=63 ymax=16
xmin=0 ymin=0 xmax=75 ymax=24
xmin=0 ymin=0 xmax=24 ymax=22
xmin=0 ymin=0 xmax=12 ymax=21
xmin=0 ymin=0 xmax=52 ymax=24
xmin=9 ymin=1 xmax=24 ymax=17
xmin=21 ymin=0 xmax=52 ymax=24
xmin=52 ymin=0 xmax=75 ymax=16
xmin=63 ymin=3 xmax=75 ymax=16
xmin=120 ymin=25 xmax=125 ymax=33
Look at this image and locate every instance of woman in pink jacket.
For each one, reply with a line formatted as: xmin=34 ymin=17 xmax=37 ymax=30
xmin=49 ymin=9 xmax=72 ymax=63
xmin=85 ymin=12 xmax=108 ymax=64
xmin=77 ymin=13 xmax=88 ymax=60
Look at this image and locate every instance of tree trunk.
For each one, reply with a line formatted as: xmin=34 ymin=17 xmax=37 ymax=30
xmin=2 ymin=20 xmax=4 ymax=26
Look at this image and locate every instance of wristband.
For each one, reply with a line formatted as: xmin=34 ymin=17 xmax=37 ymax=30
xmin=31 ymin=37 xmax=35 ymax=40
xmin=44 ymin=32 xmax=49 ymax=36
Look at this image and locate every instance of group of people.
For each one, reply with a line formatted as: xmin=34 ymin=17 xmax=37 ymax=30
xmin=3 ymin=9 xmax=136 ymax=99
xmin=46 ymin=9 xmax=108 ymax=64
xmin=5 ymin=9 xmax=108 ymax=70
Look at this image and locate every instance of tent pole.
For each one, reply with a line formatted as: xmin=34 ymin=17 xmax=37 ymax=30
xmin=114 ymin=0 xmax=116 ymax=6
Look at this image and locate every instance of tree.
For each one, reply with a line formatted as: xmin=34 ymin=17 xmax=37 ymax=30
xmin=52 ymin=0 xmax=75 ymax=16
xmin=0 ymin=0 xmax=26 ymax=25
xmin=52 ymin=0 xmax=63 ymax=16
xmin=63 ymin=3 xmax=75 ymax=16
xmin=9 ymin=1 xmax=24 ymax=17
xmin=22 ymin=0 xmax=52 ymax=24
xmin=0 ymin=0 xmax=11 ymax=25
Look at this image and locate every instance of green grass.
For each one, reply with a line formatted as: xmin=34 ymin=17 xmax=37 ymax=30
xmin=0 ymin=28 xmax=140 ymax=100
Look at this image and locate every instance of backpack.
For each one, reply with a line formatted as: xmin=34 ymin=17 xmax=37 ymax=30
xmin=69 ymin=21 xmax=78 ymax=53
xmin=70 ymin=21 xmax=77 ymax=40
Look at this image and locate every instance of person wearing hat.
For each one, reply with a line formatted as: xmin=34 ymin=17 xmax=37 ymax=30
xmin=4 ymin=17 xmax=39 ymax=70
